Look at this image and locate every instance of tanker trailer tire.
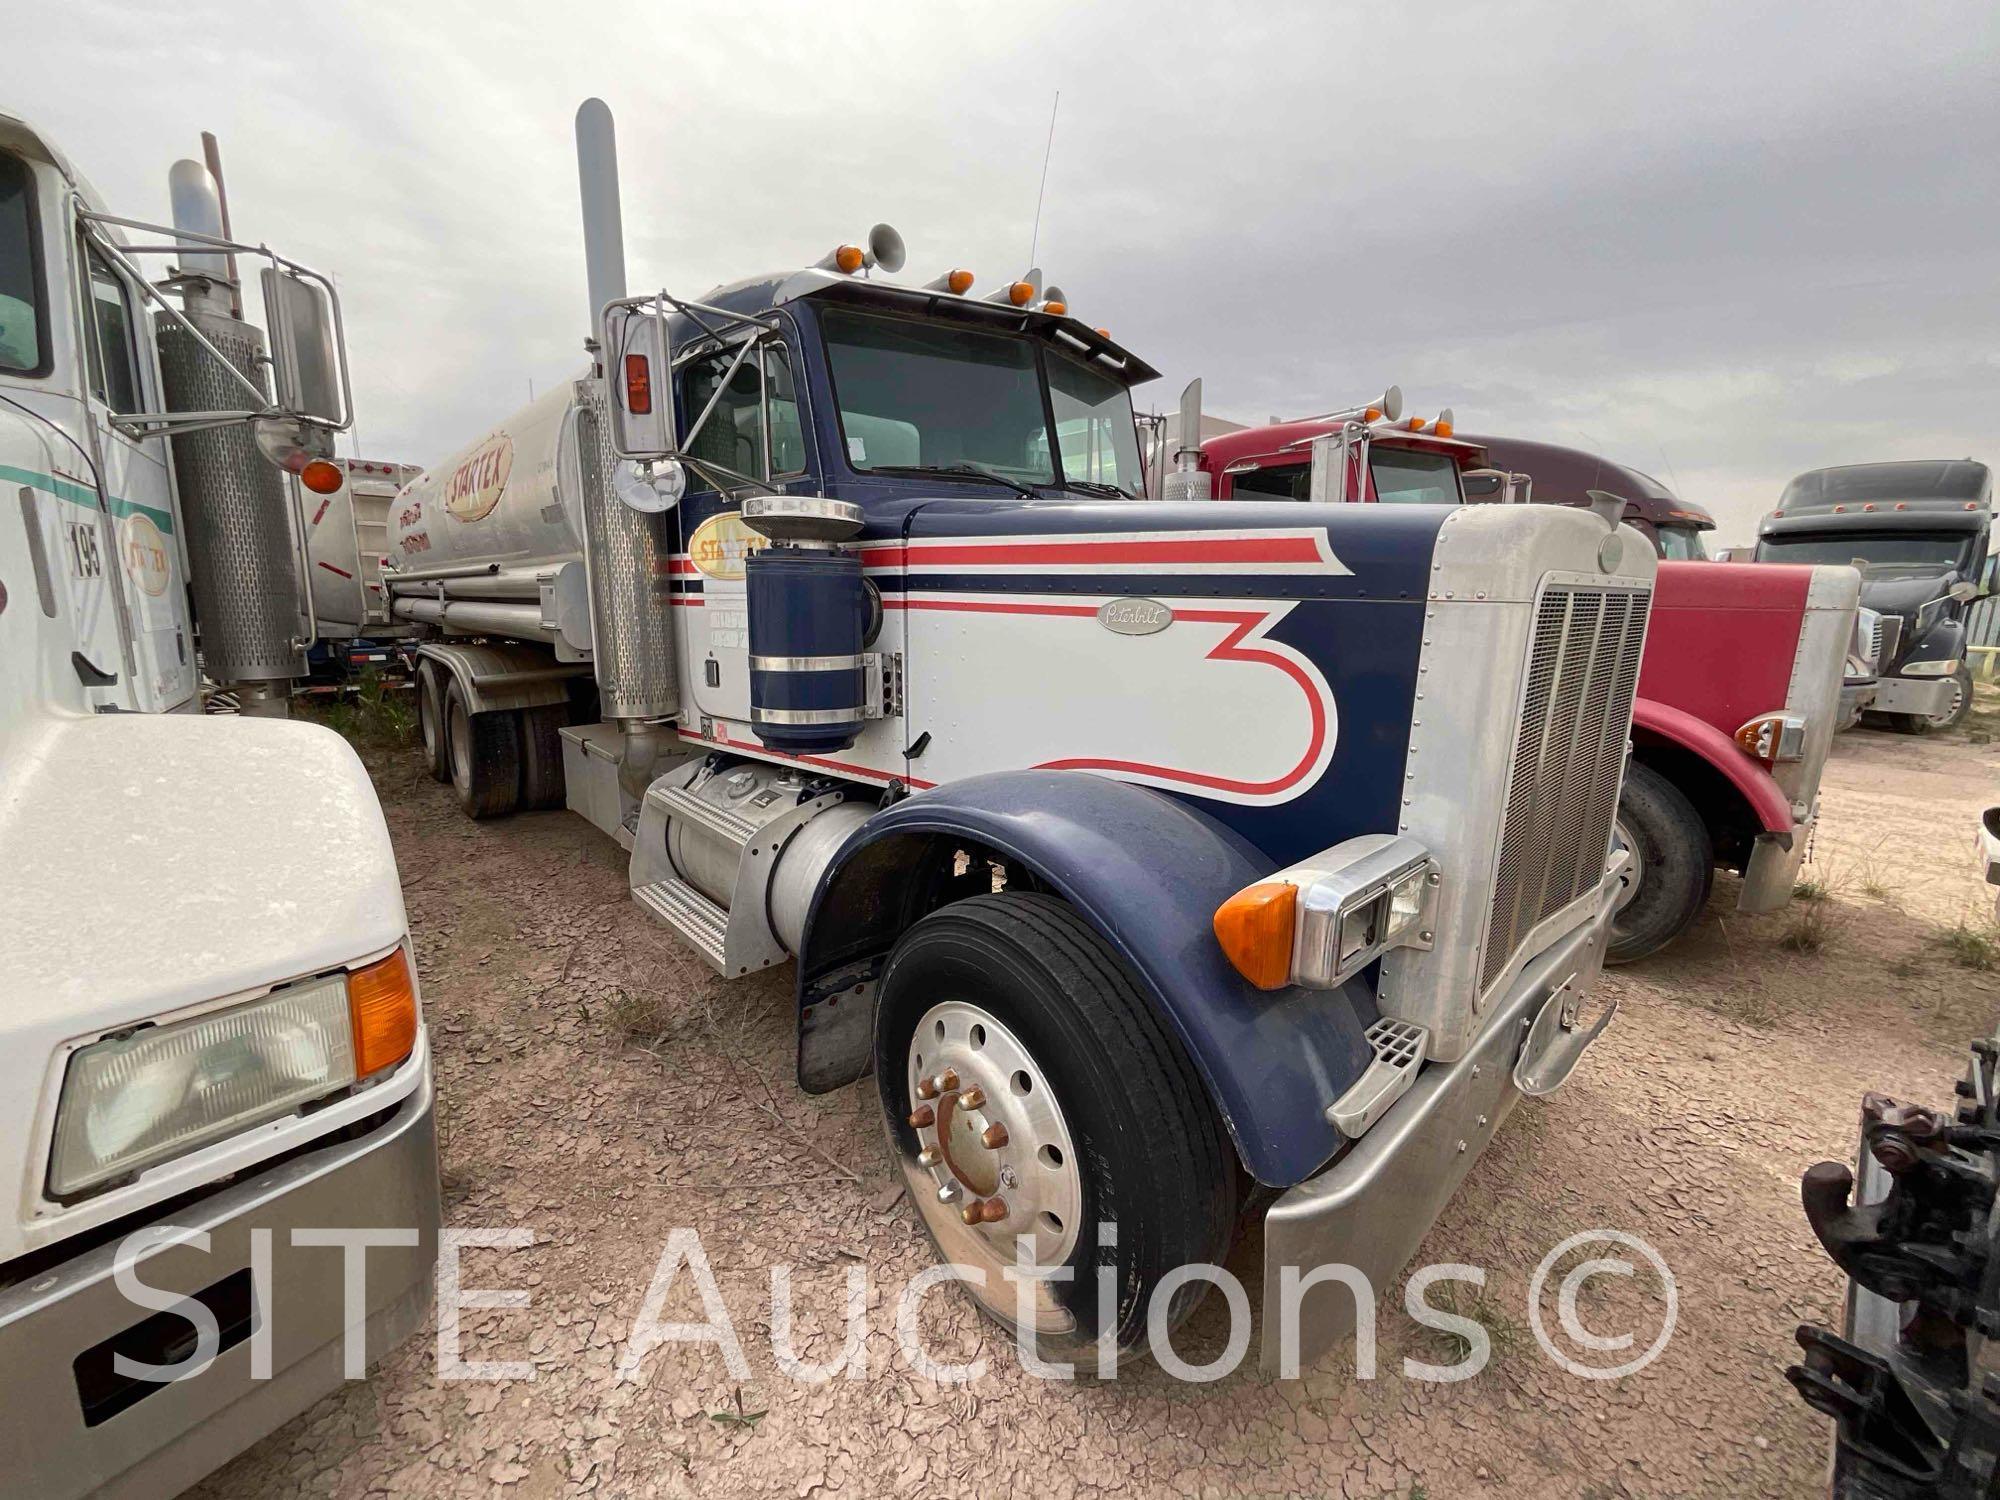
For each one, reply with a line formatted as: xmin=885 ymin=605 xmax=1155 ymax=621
xmin=874 ymin=892 xmax=1238 ymax=1364
xmin=445 ymin=679 xmax=521 ymax=820
xmin=1606 ymin=762 xmax=1713 ymax=965
xmin=519 ymin=704 xmax=568 ymax=811
xmin=417 ymin=661 xmax=450 ymax=784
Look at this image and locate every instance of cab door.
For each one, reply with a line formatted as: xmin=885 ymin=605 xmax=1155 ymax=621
xmin=676 ymin=338 xmax=806 ymax=724
xmin=75 ymin=233 xmax=195 ymax=710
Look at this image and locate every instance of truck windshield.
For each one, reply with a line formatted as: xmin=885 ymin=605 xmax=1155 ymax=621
xmin=822 ymin=307 xmax=1055 ymax=485
xmin=1657 ymin=525 xmax=1710 ymax=560
xmin=1046 ymin=351 xmax=1141 ymax=495
xmin=1369 ymin=448 xmax=1462 ymax=504
xmin=1756 ymin=532 xmax=1974 ymax=572
xmin=0 ymin=153 xmax=43 ymax=375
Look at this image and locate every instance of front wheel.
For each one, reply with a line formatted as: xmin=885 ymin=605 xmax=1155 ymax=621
xmin=1607 ymin=762 xmax=1714 ymax=964
xmin=874 ymin=893 xmax=1237 ymax=1361
xmin=1888 ymin=668 xmax=1968 ymax=740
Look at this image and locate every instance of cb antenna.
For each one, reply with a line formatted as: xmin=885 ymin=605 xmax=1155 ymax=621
xmin=1028 ymin=91 xmax=1060 ymax=267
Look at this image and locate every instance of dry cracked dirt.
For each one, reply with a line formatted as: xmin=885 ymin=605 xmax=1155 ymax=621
xmin=195 ymin=688 xmax=2000 ymax=1500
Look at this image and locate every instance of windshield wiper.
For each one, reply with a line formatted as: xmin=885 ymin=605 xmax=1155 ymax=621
xmin=1061 ymin=478 xmax=1136 ymax=500
xmin=872 ymin=463 xmax=1040 ymax=499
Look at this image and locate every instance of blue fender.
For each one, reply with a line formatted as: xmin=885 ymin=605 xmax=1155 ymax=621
xmin=794 ymin=769 xmax=1376 ymax=1188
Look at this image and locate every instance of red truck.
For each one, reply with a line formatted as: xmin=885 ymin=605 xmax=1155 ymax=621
xmin=1181 ymin=397 xmax=1857 ymax=961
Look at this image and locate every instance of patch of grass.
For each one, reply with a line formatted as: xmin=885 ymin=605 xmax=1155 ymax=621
xmin=1780 ymin=898 xmax=1835 ymax=954
xmin=1941 ymin=920 xmax=2000 ymax=972
xmin=315 ymin=668 xmax=417 ymax=749
xmin=1889 ymin=955 xmax=1926 ymax=979
xmin=1793 ymin=876 xmax=1832 ymax=903
xmin=1413 ymin=1282 xmax=1527 ymax=1367
xmin=606 ymin=986 xmax=673 ymax=1042
xmin=708 ymin=1388 xmax=767 ymax=1431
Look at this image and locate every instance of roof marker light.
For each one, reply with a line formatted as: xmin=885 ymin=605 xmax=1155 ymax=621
xmin=833 ymin=245 xmax=865 ymax=273
xmin=923 ymin=268 xmax=976 ymax=294
xmin=1406 ymin=416 xmax=1428 ymax=432
xmin=1434 ymin=409 xmax=1454 ymax=438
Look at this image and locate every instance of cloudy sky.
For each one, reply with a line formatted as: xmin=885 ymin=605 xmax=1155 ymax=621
xmin=14 ymin=0 xmax=1998 ymax=542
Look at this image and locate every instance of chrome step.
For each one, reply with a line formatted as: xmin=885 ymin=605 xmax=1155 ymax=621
xmin=1325 ymin=1018 xmax=1429 ymax=1138
xmin=632 ymin=878 xmax=729 ymax=973
xmin=646 ymin=782 xmax=759 ymax=852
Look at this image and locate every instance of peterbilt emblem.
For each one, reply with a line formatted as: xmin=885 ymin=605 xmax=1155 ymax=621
xmin=1097 ymin=597 xmax=1173 ymax=635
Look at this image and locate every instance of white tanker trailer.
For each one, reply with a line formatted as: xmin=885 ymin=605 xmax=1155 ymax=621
xmin=385 ymin=97 xmax=1649 ymax=1374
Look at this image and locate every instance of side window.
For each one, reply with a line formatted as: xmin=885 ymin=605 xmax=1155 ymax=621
xmin=79 ymin=239 xmax=141 ymax=414
xmin=765 ymin=344 xmax=805 ymax=476
xmin=0 ymin=153 xmax=45 ymax=375
xmin=1230 ymin=463 xmax=1312 ymax=501
xmin=682 ymin=343 xmax=769 ymax=489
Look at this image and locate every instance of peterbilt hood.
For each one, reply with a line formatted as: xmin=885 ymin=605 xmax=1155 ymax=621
xmin=0 ymin=712 xmax=406 ymax=1040
xmin=1857 ymin=570 xmax=1957 ymax=619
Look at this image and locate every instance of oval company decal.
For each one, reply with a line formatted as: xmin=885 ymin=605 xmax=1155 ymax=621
xmin=119 ymin=512 xmax=171 ymax=597
xmin=443 ymin=433 xmax=513 ymax=523
xmin=688 ymin=511 xmax=769 ymax=581
xmin=1097 ymin=596 xmax=1173 ymax=635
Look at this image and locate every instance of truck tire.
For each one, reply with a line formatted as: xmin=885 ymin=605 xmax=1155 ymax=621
xmin=446 ymin=678 xmax=520 ymax=819
xmin=417 ymin=660 xmax=450 ymax=784
xmin=874 ymin=892 xmax=1238 ymax=1362
xmin=1889 ymin=664 xmax=1974 ymax=735
xmin=519 ymin=703 xmax=568 ymax=811
xmin=1607 ymin=762 xmax=1714 ymax=965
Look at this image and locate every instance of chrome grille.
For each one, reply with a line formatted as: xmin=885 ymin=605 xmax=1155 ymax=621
xmin=1481 ymin=583 xmax=1651 ymax=991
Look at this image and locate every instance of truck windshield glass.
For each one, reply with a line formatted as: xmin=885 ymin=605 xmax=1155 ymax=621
xmin=1046 ymin=351 xmax=1140 ymax=494
xmin=822 ymin=307 xmax=1054 ymax=484
xmin=0 ymin=154 xmax=43 ymax=374
xmin=1657 ymin=525 xmax=1710 ymax=560
xmin=1370 ymin=448 xmax=1461 ymax=504
xmin=1757 ymin=532 xmax=1973 ymax=572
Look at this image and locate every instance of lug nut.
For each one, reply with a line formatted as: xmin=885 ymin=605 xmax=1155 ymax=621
xmin=959 ymin=1201 xmax=984 ymax=1226
xmin=937 ymin=1183 xmax=960 ymax=1204
xmin=936 ymin=1069 xmax=960 ymax=1093
xmin=915 ymin=1078 xmax=939 ymax=1101
xmin=960 ymin=1087 xmax=986 ymax=1110
xmin=907 ymin=1105 xmax=935 ymax=1129
xmin=981 ymin=1123 xmax=1009 ymax=1149
xmin=917 ymin=1147 xmax=940 ymax=1168
xmin=978 ymin=1197 xmax=1008 ymax=1223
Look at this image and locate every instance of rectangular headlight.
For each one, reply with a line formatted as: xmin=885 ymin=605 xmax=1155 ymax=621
xmin=1901 ymin=658 xmax=1961 ymax=677
xmin=48 ymin=976 xmax=359 ymax=1199
xmin=1213 ymin=834 xmax=1437 ymax=991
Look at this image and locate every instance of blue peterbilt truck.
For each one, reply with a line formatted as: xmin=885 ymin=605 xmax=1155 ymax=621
xmin=387 ymin=100 xmax=1655 ymax=1371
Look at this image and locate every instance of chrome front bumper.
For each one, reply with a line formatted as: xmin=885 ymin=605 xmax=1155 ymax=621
xmin=1740 ymin=812 xmax=1812 ymax=915
xmin=0 ymin=1054 xmax=439 ymax=1500
xmin=1260 ymin=866 xmax=1622 ymax=1375
xmin=1873 ymin=675 xmax=1955 ymax=716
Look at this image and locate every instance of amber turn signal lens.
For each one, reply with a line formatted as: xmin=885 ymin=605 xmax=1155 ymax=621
xmin=1363 ymin=406 xmax=1383 ymax=422
xmin=835 ymin=245 xmax=865 ymax=274
xmin=1434 ymin=419 xmax=1454 ymax=438
xmin=1213 ymin=882 xmax=1297 ymax=990
xmin=348 ymin=948 xmax=419 ymax=1078
xmin=1008 ymin=281 xmax=1034 ymax=306
xmin=623 ymin=352 xmax=653 ymax=415
xmin=947 ymin=268 xmax=975 ymax=294
xmin=300 ymin=459 xmax=344 ymax=495
xmin=1042 ymin=300 xmax=1067 ymax=316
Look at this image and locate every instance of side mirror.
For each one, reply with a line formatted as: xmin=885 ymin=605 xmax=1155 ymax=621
xmin=602 ymin=300 xmax=676 ymax=459
xmin=260 ymin=267 xmax=345 ymax=424
xmin=1308 ymin=430 xmax=1358 ymax=505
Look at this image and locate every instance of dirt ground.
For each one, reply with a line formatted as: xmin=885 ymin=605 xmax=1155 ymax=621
xmin=195 ymin=688 xmax=2000 ymax=1500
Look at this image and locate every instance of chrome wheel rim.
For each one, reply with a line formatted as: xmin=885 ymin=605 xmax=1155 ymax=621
xmin=1611 ymin=818 xmax=1642 ymax=915
xmin=1931 ymin=675 xmax=1967 ymax=726
xmin=896 ymin=1000 xmax=1084 ymax=1335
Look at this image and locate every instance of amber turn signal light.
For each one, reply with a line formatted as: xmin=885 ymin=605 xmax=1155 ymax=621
xmin=1213 ymin=882 xmax=1297 ymax=990
xmin=348 ymin=948 xmax=419 ymax=1078
xmin=946 ymin=268 xmax=974 ymax=294
xmin=834 ymin=245 xmax=865 ymax=274
xmin=300 ymin=459 xmax=344 ymax=495
xmin=623 ymin=352 xmax=653 ymax=415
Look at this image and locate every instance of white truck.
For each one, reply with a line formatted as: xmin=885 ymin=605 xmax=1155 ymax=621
xmin=0 ymin=115 xmax=436 ymax=1496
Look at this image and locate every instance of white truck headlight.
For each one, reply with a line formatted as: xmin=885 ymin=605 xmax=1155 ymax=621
xmin=47 ymin=951 xmax=418 ymax=1199
xmin=1901 ymin=657 xmax=1961 ymax=677
xmin=1213 ymin=834 xmax=1437 ymax=990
